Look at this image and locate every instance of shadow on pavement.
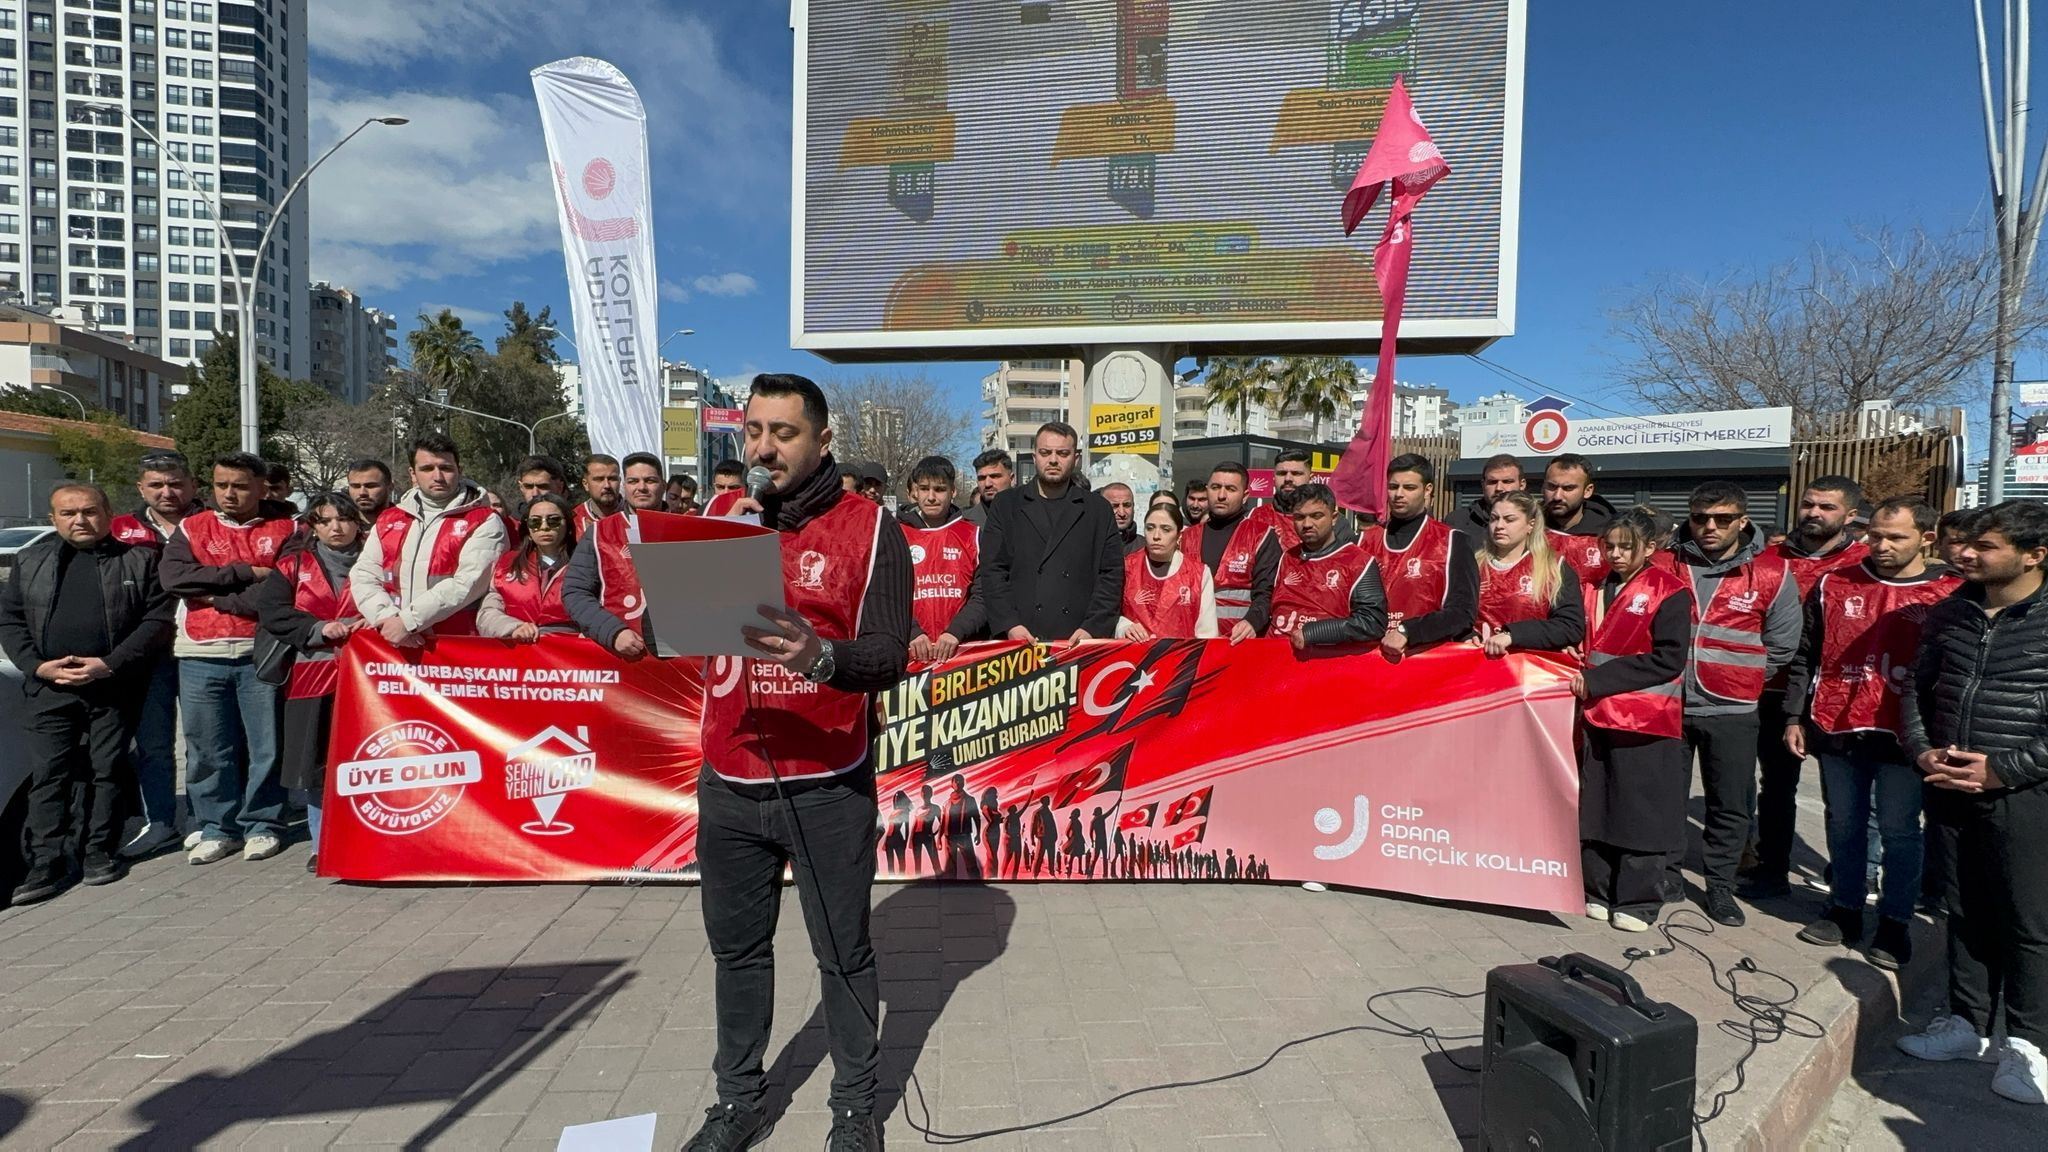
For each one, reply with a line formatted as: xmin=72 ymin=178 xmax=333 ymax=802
xmin=760 ymin=881 xmax=1016 ymax=1128
xmin=0 ymin=1091 xmax=27 ymax=1139
xmin=115 ymin=961 xmax=631 ymax=1150
xmin=1421 ymin=1047 xmax=1484 ymax=1144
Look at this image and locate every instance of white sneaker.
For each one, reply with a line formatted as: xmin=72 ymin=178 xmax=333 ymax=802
xmin=1994 ymin=1038 xmax=2048 ymax=1105
xmin=120 ymin=823 xmax=179 ymax=859
xmin=1612 ymin=912 xmax=1651 ymax=932
xmin=1898 ymin=1014 xmax=1994 ymax=1063
xmin=1585 ymin=901 xmax=1610 ymax=922
xmin=183 ymin=830 xmax=205 ymax=850
xmin=187 ymin=839 xmax=240 ymax=865
xmin=242 ymin=834 xmax=284 ymax=862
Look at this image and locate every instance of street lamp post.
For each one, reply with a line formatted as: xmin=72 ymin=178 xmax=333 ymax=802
xmin=78 ymin=103 xmax=405 ymax=454
xmin=421 ymin=391 xmax=573 ymax=456
xmin=34 ymin=384 xmax=87 ymax=421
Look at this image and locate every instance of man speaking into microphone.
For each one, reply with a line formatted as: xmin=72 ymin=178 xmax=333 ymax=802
xmin=685 ymin=373 xmax=910 ymax=1152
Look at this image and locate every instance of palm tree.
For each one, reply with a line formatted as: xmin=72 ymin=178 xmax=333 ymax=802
xmin=1274 ymin=355 xmax=1360 ymax=442
xmin=409 ymin=309 xmax=485 ymax=401
xmin=1202 ymin=356 xmax=1277 ymax=434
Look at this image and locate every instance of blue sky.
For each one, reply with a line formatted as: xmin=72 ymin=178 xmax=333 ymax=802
xmin=306 ymin=2 xmax=2045 ymax=435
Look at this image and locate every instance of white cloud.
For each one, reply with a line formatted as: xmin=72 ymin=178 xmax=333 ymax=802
xmin=417 ymin=303 xmax=504 ymax=332
xmin=660 ymin=280 xmax=693 ymax=303
xmin=308 ymin=1 xmax=527 ymax=67
xmin=691 ymin=272 xmax=758 ymax=298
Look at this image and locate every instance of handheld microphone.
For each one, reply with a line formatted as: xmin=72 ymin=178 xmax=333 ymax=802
xmin=744 ymin=465 xmax=774 ymax=502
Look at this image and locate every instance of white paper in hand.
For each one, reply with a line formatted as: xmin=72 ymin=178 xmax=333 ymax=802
xmin=556 ymin=1112 xmax=656 ymax=1152
xmin=626 ymin=511 xmax=786 ymax=658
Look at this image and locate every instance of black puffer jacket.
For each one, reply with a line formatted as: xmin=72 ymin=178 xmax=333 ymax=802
xmin=1901 ymin=580 xmax=2048 ymax=790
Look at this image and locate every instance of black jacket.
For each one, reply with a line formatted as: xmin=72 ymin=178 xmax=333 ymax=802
xmin=0 ymin=534 xmax=174 ymax=697
xmin=1901 ymin=579 xmax=2048 ymax=791
xmin=977 ymin=479 xmax=1124 ymax=640
xmin=1460 ymin=497 xmax=1496 ymax=553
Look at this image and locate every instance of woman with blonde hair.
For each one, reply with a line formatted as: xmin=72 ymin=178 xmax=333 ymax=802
xmin=1475 ymin=491 xmax=1584 ymax=656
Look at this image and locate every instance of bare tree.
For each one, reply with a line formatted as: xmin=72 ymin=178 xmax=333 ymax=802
xmin=278 ymin=396 xmax=397 ymax=496
xmin=1607 ymin=227 xmax=2048 ymax=433
xmin=823 ymin=373 xmax=976 ymax=489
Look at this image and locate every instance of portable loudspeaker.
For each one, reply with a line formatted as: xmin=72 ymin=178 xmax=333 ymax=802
xmin=1481 ymin=952 xmax=1697 ymax=1151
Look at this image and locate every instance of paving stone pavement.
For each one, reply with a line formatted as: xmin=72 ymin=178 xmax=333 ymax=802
xmin=0 ymin=769 xmax=1890 ymax=1150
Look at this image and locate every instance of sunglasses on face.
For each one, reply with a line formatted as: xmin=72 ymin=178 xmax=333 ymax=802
xmin=526 ymin=515 xmax=565 ymax=529
xmin=1689 ymin=512 xmax=1742 ymax=528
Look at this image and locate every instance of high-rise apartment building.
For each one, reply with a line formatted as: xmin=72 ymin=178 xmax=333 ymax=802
xmin=980 ymin=358 xmax=1083 ymax=460
xmin=0 ymin=0 xmax=309 ymax=377
xmin=308 ymin=280 xmax=392 ymax=404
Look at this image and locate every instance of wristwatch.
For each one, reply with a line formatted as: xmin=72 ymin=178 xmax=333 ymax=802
xmin=803 ymin=640 xmax=837 ymax=684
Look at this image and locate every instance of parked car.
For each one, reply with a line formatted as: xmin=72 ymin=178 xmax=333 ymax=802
xmin=0 ymin=525 xmax=54 ymax=585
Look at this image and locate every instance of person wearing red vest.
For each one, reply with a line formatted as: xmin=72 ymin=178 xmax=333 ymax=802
xmin=348 ymin=433 xmax=507 ymax=648
xmin=158 ymin=452 xmax=299 ymax=865
xmin=571 ymin=453 xmax=623 ymax=537
xmin=1119 ymin=501 xmax=1219 ymax=640
xmin=1572 ymin=508 xmax=1695 ymax=931
xmin=1473 ymin=492 xmax=1584 ymax=657
xmin=246 ymin=494 xmax=368 ymax=875
xmin=561 ymin=452 xmax=670 ymax=658
xmin=112 ymin=450 xmax=204 ymax=860
xmin=1542 ymin=453 xmax=1617 ymax=589
xmin=1669 ymin=481 xmax=1803 ymax=927
xmin=684 ymin=374 xmax=911 ymax=1152
xmin=1359 ymin=453 xmax=1477 ymax=660
xmin=898 ymin=455 xmax=986 ymax=662
xmin=1268 ymin=484 xmax=1387 ymax=650
xmin=1781 ymin=499 xmax=1959 ymax=969
xmin=1185 ymin=461 xmax=1287 ymax=642
xmin=478 ymin=493 xmax=580 ymax=642
xmin=1746 ymin=476 xmax=1872 ymax=898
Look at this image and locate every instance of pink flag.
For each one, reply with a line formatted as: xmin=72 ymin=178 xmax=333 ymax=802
xmin=1329 ymin=77 xmax=1449 ymax=519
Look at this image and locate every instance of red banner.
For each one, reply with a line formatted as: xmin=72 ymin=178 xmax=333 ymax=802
xmin=323 ymin=636 xmax=1584 ymax=913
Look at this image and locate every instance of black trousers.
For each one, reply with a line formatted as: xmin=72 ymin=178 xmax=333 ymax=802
xmin=695 ymin=766 xmax=880 ymax=1114
xmin=23 ymin=690 xmax=139 ymax=874
xmin=1680 ymin=711 xmax=1761 ymax=890
xmin=1584 ymin=842 xmax=1665 ymax=920
xmin=1752 ymin=691 xmax=1804 ymax=878
xmin=1941 ymin=782 xmax=2048 ymax=1048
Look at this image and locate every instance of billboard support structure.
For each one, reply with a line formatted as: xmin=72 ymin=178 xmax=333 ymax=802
xmin=1083 ymin=344 xmax=1179 ymax=495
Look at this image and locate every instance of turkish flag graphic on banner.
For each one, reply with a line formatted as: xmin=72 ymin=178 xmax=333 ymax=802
xmin=1119 ymin=802 xmax=1158 ymax=831
xmin=1172 ymin=821 xmax=1208 ymax=849
xmin=1164 ymin=786 xmax=1213 ymax=826
xmin=1052 ymin=743 xmax=1132 ymax=809
xmin=1330 ymin=75 xmax=1450 ymax=519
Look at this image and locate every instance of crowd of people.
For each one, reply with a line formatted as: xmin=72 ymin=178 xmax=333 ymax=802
xmin=2 ymin=403 xmax=2046 ymax=1116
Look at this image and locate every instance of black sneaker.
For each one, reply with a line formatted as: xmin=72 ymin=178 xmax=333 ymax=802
xmin=81 ymin=856 xmax=124 ymax=886
xmin=1658 ymin=877 xmax=1684 ymax=905
xmin=1798 ymin=906 xmax=1862 ymax=947
xmin=1704 ymin=884 xmax=1746 ymax=927
xmin=826 ymin=1109 xmax=881 ymax=1152
xmin=1868 ymin=918 xmax=1913 ymax=971
xmin=682 ymin=1102 xmax=770 ymax=1152
xmin=9 ymin=870 xmax=63 ymax=906
xmin=1739 ymin=872 xmax=1791 ymax=900
xmin=305 ymin=854 xmax=319 ymax=875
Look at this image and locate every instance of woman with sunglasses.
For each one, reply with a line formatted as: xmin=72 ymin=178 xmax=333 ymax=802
xmin=247 ymin=493 xmax=369 ymax=873
xmin=1571 ymin=509 xmax=1695 ymax=932
xmin=1474 ymin=492 xmax=1583 ymax=657
xmin=478 ymin=493 xmax=579 ymax=642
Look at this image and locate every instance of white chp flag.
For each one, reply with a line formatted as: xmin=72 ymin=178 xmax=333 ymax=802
xmin=532 ymin=58 xmax=661 ymax=460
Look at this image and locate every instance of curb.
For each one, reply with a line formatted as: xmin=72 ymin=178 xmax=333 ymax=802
xmin=1707 ymin=917 xmax=1939 ymax=1150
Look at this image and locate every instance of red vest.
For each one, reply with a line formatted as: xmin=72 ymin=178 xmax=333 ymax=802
xmin=1768 ymin=538 xmax=1871 ymax=599
xmin=111 ymin=513 xmax=168 ymax=548
xmin=373 ymin=502 xmax=499 ymax=636
xmin=1548 ymin=529 xmax=1612 ymax=589
xmin=177 ymin=511 xmax=296 ymax=643
xmin=701 ymin=491 xmax=884 ymax=783
xmin=1184 ymin=508 xmax=1283 ymax=615
xmin=1678 ymin=551 xmax=1791 ymax=705
xmin=1360 ymin=516 xmax=1455 ymax=626
xmin=1584 ymin=565 xmax=1689 ymax=738
xmin=1269 ymin=543 xmax=1375 ymax=639
xmin=1478 ymin=553 xmax=1558 ymax=633
xmin=1121 ymin=550 xmax=1206 ymax=638
xmin=491 ymin=551 xmax=574 ymax=630
xmin=1807 ymin=565 xmax=1962 ymax=738
xmin=593 ymin=513 xmax=649 ymax=632
xmin=275 ymin=550 xmax=363 ymax=700
xmin=904 ymin=516 xmax=978 ymax=639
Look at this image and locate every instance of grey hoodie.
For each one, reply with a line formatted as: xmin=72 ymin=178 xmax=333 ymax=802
xmin=1672 ymin=524 xmax=1802 ymax=716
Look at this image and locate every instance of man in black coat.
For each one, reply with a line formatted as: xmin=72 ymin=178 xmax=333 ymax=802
xmin=977 ymin=422 xmax=1124 ymax=643
xmin=0 ymin=483 xmax=174 ymax=904
xmin=1898 ymin=499 xmax=2048 ymax=1103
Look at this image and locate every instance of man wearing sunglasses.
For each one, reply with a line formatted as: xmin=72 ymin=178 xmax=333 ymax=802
xmin=1670 ymin=481 xmax=1802 ymax=926
xmin=109 ymin=451 xmax=202 ymax=859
